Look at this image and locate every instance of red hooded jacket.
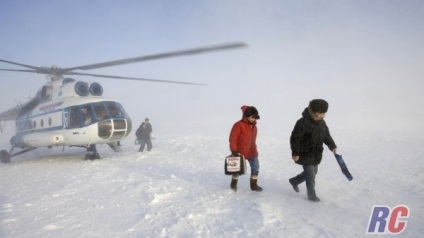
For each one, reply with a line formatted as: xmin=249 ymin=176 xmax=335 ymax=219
xmin=229 ymin=106 xmax=258 ymax=160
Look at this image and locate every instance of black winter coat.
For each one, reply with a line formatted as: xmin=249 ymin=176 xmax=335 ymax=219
xmin=290 ymin=108 xmax=337 ymax=165
xmin=136 ymin=125 xmax=151 ymax=140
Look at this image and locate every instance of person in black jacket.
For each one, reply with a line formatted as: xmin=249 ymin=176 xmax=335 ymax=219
xmin=289 ymin=99 xmax=337 ymax=202
xmin=136 ymin=122 xmax=152 ymax=152
xmin=144 ymin=118 xmax=153 ymax=138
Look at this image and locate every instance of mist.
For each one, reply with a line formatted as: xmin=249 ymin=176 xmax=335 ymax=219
xmin=1 ymin=0 xmax=423 ymax=137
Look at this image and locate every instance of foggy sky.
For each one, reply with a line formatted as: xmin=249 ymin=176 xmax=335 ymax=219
xmin=1 ymin=0 xmax=423 ymax=139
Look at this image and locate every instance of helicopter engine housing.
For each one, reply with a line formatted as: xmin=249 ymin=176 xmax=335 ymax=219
xmin=55 ymin=78 xmax=104 ymax=98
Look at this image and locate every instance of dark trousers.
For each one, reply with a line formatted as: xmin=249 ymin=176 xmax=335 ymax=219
xmin=291 ymin=164 xmax=318 ymax=198
xmin=139 ymin=138 xmax=152 ymax=152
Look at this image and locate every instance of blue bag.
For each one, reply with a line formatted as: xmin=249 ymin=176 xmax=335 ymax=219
xmin=334 ymin=154 xmax=353 ymax=181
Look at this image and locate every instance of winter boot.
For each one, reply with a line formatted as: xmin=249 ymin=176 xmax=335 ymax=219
xmin=250 ymin=176 xmax=263 ymax=192
xmin=308 ymin=196 xmax=321 ymax=202
xmin=230 ymin=176 xmax=238 ymax=191
xmin=289 ymin=178 xmax=300 ymax=193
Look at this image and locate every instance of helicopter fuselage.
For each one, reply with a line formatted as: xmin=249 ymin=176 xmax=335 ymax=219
xmin=12 ymin=98 xmax=132 ymax=149
xmin=10 ymin=78 xmax=132 ymax=150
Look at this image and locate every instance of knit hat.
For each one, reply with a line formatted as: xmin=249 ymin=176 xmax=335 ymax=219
xmin=244 ymin=106 xmax=260 ymax=119
xmin=309 ymin=99 xmax=329 ymax=113
xmin=241 ymin=105 xmax=249 ymax=113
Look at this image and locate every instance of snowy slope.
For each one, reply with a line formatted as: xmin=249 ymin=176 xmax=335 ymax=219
xmin=0 ymin=133 xmax=423 ymax=238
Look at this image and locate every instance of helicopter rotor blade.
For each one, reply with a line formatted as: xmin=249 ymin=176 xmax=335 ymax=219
xmin=70 ymin=72 xmax=207 ymax=86
xmin=63 ymin=42 xmax=247 ymax=72
xmin=0 ymin=59 xmax=40 ymax=70
xmin=0 ymin=68 xmax=37 ymax=73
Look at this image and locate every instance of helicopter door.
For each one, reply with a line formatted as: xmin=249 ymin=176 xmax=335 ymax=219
xmin=64 ymin=107 xmax=80 ymax=129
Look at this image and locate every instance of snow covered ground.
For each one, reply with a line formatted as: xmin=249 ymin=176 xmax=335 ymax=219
xmin=1 ymin=131 xmax=423 ymax=238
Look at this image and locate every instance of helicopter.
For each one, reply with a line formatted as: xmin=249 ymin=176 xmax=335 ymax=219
xmin=0 ymin=42 xmax=247 ymax=163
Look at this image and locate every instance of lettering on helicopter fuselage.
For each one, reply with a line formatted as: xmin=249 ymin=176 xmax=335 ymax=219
xmin=39 ymin=102 xmax=64 ymax=112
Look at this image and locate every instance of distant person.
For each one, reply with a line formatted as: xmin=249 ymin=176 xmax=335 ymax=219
xmin=288 ymin=99 xmax=337 ymax=202
xmin=229 ymin=105 xmax=263 ymax=192
xmin=144 ymin=118 xmax=153 ymax=138
xmin=81 ymin=107 xmax=92 ymax=126
xmin=110 ymin=106 xmax=123 ymax=118
xmin=97 ymin=109 xmax=107 ymax=120
xmin=136 ymin=122 xmax=152 ymax=152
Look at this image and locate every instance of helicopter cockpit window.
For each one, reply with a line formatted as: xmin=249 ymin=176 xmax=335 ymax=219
xmin=93 ymin=103 xmax=108 ymax=121
xmin=106 ymin=102 xmax=127 ymax=119
xmin=81 ymin=106 xmax=93 ymax=126
xmin=65 ymin=102 xmax=128 ymax=129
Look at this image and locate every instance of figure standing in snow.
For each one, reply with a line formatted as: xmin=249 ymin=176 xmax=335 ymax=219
xmin=289 ymin=99 xmax=337 ymax=202
xmin=144 ymin=118 xmax=153 ymax=138
xmin=229 ymin=105 xmax=263 ymax=192
xmin=136 ymin=122 xmax=153 ymax=152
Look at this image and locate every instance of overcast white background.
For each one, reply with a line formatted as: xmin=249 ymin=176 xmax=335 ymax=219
xmin=0 ymin=1 xmax=424 ymax=237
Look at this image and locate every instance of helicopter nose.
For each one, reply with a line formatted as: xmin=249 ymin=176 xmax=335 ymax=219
xmin=98 ymin=119 xmax=130 ymax=140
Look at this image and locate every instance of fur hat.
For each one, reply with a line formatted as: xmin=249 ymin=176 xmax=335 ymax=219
xmin=309 ymin=99 xmax=328 ymax=113
xmin=243 ymin=106 xmax=260 ymax=119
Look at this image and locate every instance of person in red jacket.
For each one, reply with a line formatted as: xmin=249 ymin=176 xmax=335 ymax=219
xmin=229 ymin=105 xmax=263 ymax=192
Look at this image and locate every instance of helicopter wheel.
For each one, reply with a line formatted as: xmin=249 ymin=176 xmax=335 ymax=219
xmin=91 ymin=153 xmax=100 ymax=160
xmin=85 ymin=145 xmax=101 ymax=160
xmin=84 ymin=153 xmax=100 ymax=160
xmin=84 ymin=154 xmax=90 ymax=161
xmin=0 ymin=150 xmax=11 ymax=163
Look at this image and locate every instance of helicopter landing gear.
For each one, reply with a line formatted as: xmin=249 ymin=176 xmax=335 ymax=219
xmin=85 ymin=145 xmax=100 ymax=160
xmin=0 ymin=150 xmax=11 ymax=163
xmin=107 ymin=142 xmax=122 ymax=152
